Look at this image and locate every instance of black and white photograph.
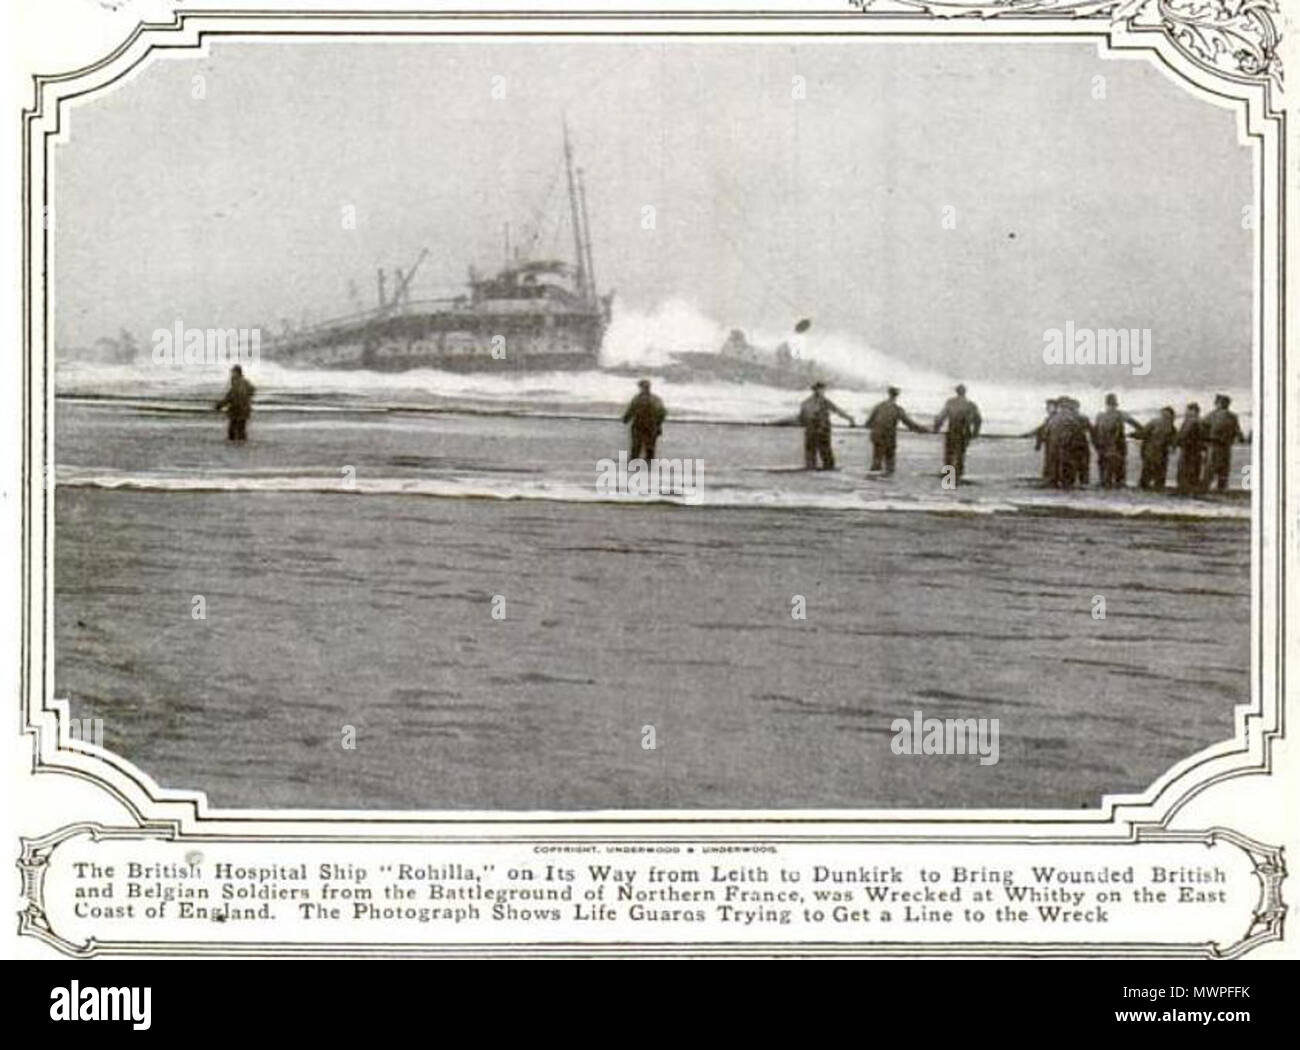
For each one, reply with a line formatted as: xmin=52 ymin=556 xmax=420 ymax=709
xmin=5 ymin=1 xmax=1295 ymax=971
xmin=48 ymin=27 xmax=1264 ymax=813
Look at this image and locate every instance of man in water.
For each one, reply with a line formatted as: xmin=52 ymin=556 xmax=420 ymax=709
xmin=1092 ymin=392 xmax=1144 ymax=489
xmin=1201 ymin=394 xmax=1246 ymax=492
xmin=864 ymin=386 xmax=926 ymax=475
xmin=1137 ymin=406 xmax=1178 ymax=491
xmin=799 ymin=381 xmax=854 ymax=470
xmin=1173 ymin=402 xmax=1207 ymax=494
xmin=1064 ymin=398 xmax=1095 ymax=487
xmin=933 ymin=383 xmax=982 ymax=483
xmin=214 ymin=364 xmax=255 ymax=442
xmin=1020 ymin=398 xmax=1059 ymax=481
xmin=1044 ymin=398 xmax=1092 ymax=489
xmin=622 ymin=378 xmax=667 ymax=462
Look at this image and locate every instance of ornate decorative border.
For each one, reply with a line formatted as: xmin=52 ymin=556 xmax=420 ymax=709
xmin=16 ymin=821 xmax=1286 ymax=958
xmin=14 ymin=5 xmax=1291 ymax=959
xmin=1224 ymin=827 xmax=1288 ymax=959
xmin=848 ymin=0 xmax=1284 ymax=90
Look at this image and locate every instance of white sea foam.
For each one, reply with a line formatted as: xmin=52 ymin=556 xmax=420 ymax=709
xmin=55 ymin=466 xmax=1251 ymax=520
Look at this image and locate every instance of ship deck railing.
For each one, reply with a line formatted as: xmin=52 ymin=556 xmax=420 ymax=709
xmin=264 ymin=297 xmax=467 ymax=346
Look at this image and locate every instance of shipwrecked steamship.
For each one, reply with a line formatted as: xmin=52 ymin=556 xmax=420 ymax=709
xmin=264 ymin=128 xmax=611 ymax=372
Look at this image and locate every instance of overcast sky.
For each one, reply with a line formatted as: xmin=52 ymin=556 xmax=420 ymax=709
xmin=53 ymin=38 xmax=1253 ymax=387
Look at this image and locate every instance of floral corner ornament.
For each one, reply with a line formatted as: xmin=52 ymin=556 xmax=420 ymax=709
xmin=1159 ymin=0 xmax=1283 ymax=85
xmin=846 ymin=0 xmax=1284 ymax=89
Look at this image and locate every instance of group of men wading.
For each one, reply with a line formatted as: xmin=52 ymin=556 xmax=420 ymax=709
xmin=620 ymin=377 xmax=1246 ymax=493
xmin=217 ymin=362 xmax=1244 ymax=495
xmin=620 ymin=378 xmax=983 ymax=482
xmin=796 ymin=381 xmax=982 ymax=481
xmin=1022 ymin=393 xmax=1246 ymax=493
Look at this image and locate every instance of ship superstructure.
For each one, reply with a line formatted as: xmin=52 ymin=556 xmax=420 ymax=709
xmin=264 ymin=127 xmax=610 ymax=372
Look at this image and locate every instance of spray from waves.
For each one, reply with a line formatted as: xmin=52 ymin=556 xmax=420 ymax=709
xmin=601 ymin=297 xmax=953 ymax=390
xmin=600 ymin=298 xmax=971 ymax=419
xmin=594 ymin=299 xmax=1255 ymax=432
xmin=601 ymin=298 xmax=726 ymax=368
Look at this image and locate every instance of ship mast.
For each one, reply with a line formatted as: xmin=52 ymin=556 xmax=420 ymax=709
xmin=562 ymin=121 xmax=589 ymax=302
xmin=577 ymin=166 xmax=597 ymax=306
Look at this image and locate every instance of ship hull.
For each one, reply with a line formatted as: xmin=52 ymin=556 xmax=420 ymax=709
xmin=608 ymin=351 xmax=853 ymax=391
xmin=266 ymin=308 xmax=605 ymax=373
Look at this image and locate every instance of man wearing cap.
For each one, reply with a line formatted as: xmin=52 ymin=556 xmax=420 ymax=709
xmin=1092 ymin=393 xmax=1144 ymax=489
xmin=799 ymin=381 xmax=854 ymax=470
xmin=1201 ymin=394 xmax=1246 ymax=492
xmin=621 ymin=379 xmax=667 ymax=462
xmin=933 ymin=383 xmax=982 ymax=483
xmin=864 ymin=386 xmax=926 ymax=475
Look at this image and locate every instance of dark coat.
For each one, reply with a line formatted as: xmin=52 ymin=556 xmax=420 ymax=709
xmin=1202 ymin=407 xmax=1245 ymax=446
xmin=216 ymin=375 xmax=255 ymax=419
xmin=933 ymin=395 xmax=982 ymax=440
xmin=1092 ymin=407 xmax=1141 ymax=452
xmin=799 ymin=393 xmax=846 ymax=433
xmin=622 ymin=392 xmax=667 ymax=434
xmin=866 ymin=399 xmax=925 ymax=441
